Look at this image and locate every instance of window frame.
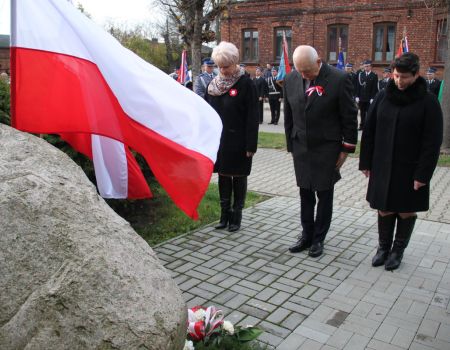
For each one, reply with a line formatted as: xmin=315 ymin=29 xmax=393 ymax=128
xmin=273 ymin=27 xmax=292 ymax=62
xmin=326 ymin=24 xmax=349 ymax=64
xmin=372 ymin=22 xmax=396 ymax=63
xmin=242 ymin=29 xmax=259 ymax=63
xmin=435 ymin=18 xmax=448 ymax=63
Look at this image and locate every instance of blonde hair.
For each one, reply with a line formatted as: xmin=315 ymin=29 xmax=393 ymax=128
xmin=212 ymin=41 xmax=239 ymax=67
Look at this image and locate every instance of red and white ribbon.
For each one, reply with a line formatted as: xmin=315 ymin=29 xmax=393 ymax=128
xmin=187 ymin=306 xmax=224 ymax=341
xmin=305 ymin=85 xmax=324 ymax=97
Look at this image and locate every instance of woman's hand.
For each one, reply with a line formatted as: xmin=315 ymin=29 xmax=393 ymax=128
xmin=414 ymin=180 xmax=426 ymax=190
xmin=361 ymin=170 xmax=370 ymax=178
xmin=335 ymin=152 xmax=348 ymax=169
xmin=246 ymin=151 xmax=255 ymax=157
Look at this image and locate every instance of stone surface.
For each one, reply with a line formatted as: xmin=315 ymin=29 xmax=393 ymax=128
xmin=0 ymin=124 xmax=186 ymax=350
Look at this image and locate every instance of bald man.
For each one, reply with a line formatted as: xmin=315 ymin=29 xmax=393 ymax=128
xmin=283 ymin=45 xmax=357 ymax=257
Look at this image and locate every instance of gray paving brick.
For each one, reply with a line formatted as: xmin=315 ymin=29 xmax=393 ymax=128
xmin=281 ymin=312 xmax=306 ymax=330
xmin=391 ymin=328 xmax=416 ymax=348
xmin=326 ymin=328 xmax=353 ymax=348
xmin=276 ymin=333 xmax=307 ymax=350
xmin=293 ymin=324 xmax=330 ymax=343
xmin=268 ymin=291 xmax=292 ymax=306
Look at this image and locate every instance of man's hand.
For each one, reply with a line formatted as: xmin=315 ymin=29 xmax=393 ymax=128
xmin=259 ymin=97 xmax=263 ymax=101
xmin=355 ymin=97 xmax=360 ymax=103
xmin=335 ymin=152 xmax=348 ymax=170
xmin=370 ymin=99 xmax=373 ymax=103
xmin=361 ymin=170 xmax=370 ymax=178
xmin=246 ymin=151 xmax=255 ymax=157
xmin=414 ymin=180 xmax=426 ymax=190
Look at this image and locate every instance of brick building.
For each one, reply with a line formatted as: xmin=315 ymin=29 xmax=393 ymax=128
xmin=0 ymin=35 xmax=10 ymax=75
xmin=221 ymin=0 xmax=448 ymax=77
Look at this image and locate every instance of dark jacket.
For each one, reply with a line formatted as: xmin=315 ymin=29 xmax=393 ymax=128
xmin=359 ymin=77 xmax=443 ymax=212
xmin=377 ymin=78 xmax=389 ymax=92
xmin=267 ymin=76 xmax=283 ymax=99
xmin=253 ymin=76 xmax=269 ymax=99
xmin=283 ymin=63 xmax=358 ymax=191
xmin=357 ymin=71 xmax=378 ymax=102
xmin=427 ymin=78 xmax=441 ymax=97
xmin=206 ymin=74 xmax=259 ymax=175
xmin=348 ymin=71 xmax=358 ymax=97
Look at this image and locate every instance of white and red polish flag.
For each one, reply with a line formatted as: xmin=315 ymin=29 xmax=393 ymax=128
xmin=10 ymin=0 xmax=222 ymax=219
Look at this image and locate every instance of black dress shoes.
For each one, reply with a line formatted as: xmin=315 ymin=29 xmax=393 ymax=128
xmin=309 ymin=242 xmax=324 ymax=257
xmin=289 ymin=238 xmax=311 ymax=253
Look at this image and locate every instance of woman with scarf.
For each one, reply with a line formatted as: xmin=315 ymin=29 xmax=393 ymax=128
xmin=359 ymin=52 xmax=443 ymax=271
xmin=206 ymin=41 xmax=259 ymax=232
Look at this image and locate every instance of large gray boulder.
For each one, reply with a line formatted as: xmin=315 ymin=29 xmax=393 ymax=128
xmin=0 ymin=124 xmax=186 ymax=350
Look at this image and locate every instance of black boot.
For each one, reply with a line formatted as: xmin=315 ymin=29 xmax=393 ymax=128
xmin=215 ymin=175 xmax=232 ymax=229
xmin=228 ymin=176 xmax=247 ymax=232
xmin=385 ymin=215 xmax=417 ymax=271
xmin=372 ymin=213 xmax=396 ymax=267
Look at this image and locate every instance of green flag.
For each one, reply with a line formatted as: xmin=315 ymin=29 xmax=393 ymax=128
xmin=438 ymin=80 xmax=444 ymax=103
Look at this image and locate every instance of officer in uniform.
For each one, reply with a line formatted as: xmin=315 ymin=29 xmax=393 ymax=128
xmin=426 ymin=67 xmax=441 ymax=97
xmin=378 ymin=67 xmax=391 ymax=92
xmin=356 ymin=60 xmax=378 ymax=130
xmin=266 ymin=66 xmax=283 ymax=125
xmin=194 ymin=58 xmax=217 ymax=98
xmin=253 ymin=67 xmax=269 ymax=124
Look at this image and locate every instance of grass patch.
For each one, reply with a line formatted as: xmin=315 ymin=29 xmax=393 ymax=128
xmin=107 ymin=179 xmax=269 ymax=247
xmin=258 ymin=131 xmax=286 ymax=150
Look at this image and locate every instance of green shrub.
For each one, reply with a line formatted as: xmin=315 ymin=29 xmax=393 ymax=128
xmin=0 ymin=79 xmax=10 ymax=125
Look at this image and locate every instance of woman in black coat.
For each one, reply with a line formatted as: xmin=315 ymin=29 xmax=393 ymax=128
xmin=359 ymin=53 xmax=443 ymax=271
xmin=206 ymin=41 xmax=259 ymax=232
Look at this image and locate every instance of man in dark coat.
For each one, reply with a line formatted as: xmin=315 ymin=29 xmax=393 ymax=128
xmin=377 ymin=67 xmax=391 ymax=92
xmin=344 ymin=63 xmax=358 ymax=99
xmin=426 ymin=67 xmax=441 ymax=97
xmin=284 ymin=45 xmax=358 ymax=257
xmin=356 ymin=60 xmax=378 ymax=130
xmin=253 ymin=66 xmax=269 ymax=124
xmin=267 ymin=67 xmax=283 ymax=124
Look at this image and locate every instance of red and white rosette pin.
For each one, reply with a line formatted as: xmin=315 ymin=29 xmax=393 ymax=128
xmin=229 ymin=88 xmax=238 ymax=97
xmin=305 ymin=85 xmax=324 ymax=97
xmin=187 ymin=306 xmax=224 ymax=341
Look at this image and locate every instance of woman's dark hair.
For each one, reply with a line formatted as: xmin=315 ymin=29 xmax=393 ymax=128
xmin=391 ymin=52 xmax=420 ymax=75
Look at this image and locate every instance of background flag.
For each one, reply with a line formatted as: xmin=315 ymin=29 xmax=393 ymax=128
xmin=336 ymin=37 xmax=345 ymax=70
xmin=276 ymin=31 xmax=291 ymax=81
xmin=177 ymin=49 xmax=190 ymax=85
xmin=11 ymin=0 xmax=222 ymax=219
xmin=396 ymin=28 xmax=409 ymax=57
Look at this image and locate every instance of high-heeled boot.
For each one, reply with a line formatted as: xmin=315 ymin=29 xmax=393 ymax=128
xmin=385 ymin=215 xmax=417 ymax=271
xmin=228 ymin=176 xmax=247 ymax=232
xmin=215 ymin=175 xmax=232 ymax=229
xmin=372 ymin=213 xmax=396 ymax=267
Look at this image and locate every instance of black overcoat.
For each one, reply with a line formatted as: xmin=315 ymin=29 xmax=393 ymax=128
xmin=427 ymin=79 xmax=441 ymax=97
xmin=357 ymin=71 xmax=378 ymax=102
xmin=283 ymin=63 xmax=358 ymax=191
xmin=359 ymin=77 xmax=443 ymax=212
xmin=206 ymin=74 xmax=259 ymax=176
xmin=253 ymin=76 xmax=269 ymax=99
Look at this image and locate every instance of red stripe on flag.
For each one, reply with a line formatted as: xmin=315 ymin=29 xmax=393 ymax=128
xmin=12 ymin=47 xmax=213 ymax=219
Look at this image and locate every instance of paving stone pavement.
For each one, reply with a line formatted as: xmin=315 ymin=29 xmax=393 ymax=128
xmin=155 ymin=148 xmax=450 ymax=349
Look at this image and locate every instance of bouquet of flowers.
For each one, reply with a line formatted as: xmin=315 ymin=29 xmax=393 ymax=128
xmin=184 ymin=305 xmax=264 ymax=350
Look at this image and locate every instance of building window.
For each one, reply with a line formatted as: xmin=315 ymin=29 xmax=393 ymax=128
xmin=327 ymin=25 xmax=348 ymax=63
xmin=242 ymin=29 xmax=258 ymax=62
xmin=274 ymin=27 xmax=292 ymax=61
xmin=436 ymin=19 xmax=448 ymax=62
xmin=373 ymin=23 xmax=396 ymax=62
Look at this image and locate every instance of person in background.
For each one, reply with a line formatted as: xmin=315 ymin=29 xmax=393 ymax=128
xmin=359 ymin=52 xmax=443 ymax=271
xmin=426 ymin=67 xmax=441 ymax=97
xmin=263 ymin=63 xmax=273 ymax=79
xmin=240 ymin=63 xmax=250 ymax=77
xmin=345 ymin=63 xmax=358 ymax=99
xmin=378 ymin=67 xmax=391 ymax=92
xmin=284 ymin=45 xmax=357 ymax=258
xmin=194 ymin=58 xmax=217 ymax=98
xmin=267 ymin=67 xmax=283 ymax=125
xmin=356 ymin=60 xmax=378 ymax=130
xmin=205 ymin=41 xmax=259 ymax=232
xmin=253 ymin=67 xmax=269 ymax=124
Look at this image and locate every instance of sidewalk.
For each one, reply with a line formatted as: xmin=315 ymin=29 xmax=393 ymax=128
xmin=155 ymin=144 xmax=450 ymax=349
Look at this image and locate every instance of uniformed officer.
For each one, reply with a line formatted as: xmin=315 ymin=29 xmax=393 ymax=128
xmin=356 ymin=60 xmax=378 ymax=130
xmin=253 ymin=67 xmax=269 ymax=124
xmin=194 ymin=58 xmax=217 ymax=98
xmin=378 ymin=67 xmax=391 ymax=92
xmin=266 ymin=66 xmax=283 ymax=125
xmin=426 ymin=67 xmax=441 ymax=97
xmin=345 ymin=63 xmax=358 ymax=98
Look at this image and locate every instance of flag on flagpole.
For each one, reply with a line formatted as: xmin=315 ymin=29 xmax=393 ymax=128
xmin=11 ymin=0 xmax=222 ymax=219
xmin=438 ymin=80 xmax=444 ymax=103
xmin=336 ymin=37 xmax=345 ymax=70
xmin=177 ymin=49 xmax=190 ymax=85
xmin=396 ymin=28 xmax=409 ymax=57
xmin=276 ymin=31 xmax=292 ymax=81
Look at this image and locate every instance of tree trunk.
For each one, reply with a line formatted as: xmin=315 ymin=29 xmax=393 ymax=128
xmin=442 ymin=2 xmax=450 ymax=150
xmin=163 ymin=19 xmax=175 ymax=71
xmin=190 ymin=5 xmax=204 ymax=80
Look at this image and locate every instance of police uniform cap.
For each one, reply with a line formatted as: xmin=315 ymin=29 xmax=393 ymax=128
xmin=426 ymin=67 xmax=437 ymax=74
xmin=363 ymin=60 xmax=372 ymax=65
xmin=239 ymin=63 xmax=246 ymax=67
xmin=271 ymin=66 xmax=278 ymax=72
xmin=383 ymin=67 xmax=391 ymax=73
xmin=345 ymin=63 xmax=353 ymax=68
xmin=203 ymin=58 xmax=215 ymax=66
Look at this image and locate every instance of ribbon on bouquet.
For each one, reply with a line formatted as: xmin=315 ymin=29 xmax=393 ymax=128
xmin=188 ymin=306 xmax=224 ymax=341
xmin=305 ymin=85 xmax=324 ymax=97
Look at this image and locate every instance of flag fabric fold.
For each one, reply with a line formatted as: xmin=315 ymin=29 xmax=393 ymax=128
xmin=11 ymin=0 xmax=222 ymax=219
xmin=336 ymin=51 xmax=345 ymax=70
xmin=396 ymin=32 xmax=409 ymax=58
xmin=276 ymin=31 xmax=291 ymax=81
xmin=177 ymin=49 xmax=190 ymax=85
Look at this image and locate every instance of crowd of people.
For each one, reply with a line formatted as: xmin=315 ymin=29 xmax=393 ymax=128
xmin=173 ymin=43 xmax=444 ymax=271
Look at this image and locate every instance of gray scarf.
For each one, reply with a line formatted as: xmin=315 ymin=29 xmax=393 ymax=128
xmin=208 ymin=66 xmax=244 ymax=96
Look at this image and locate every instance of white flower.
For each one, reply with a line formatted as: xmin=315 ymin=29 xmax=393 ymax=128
xmin=194 ymin=308 xmax=206 ymax=321
xmin=223 ymin=320 xmax=234 ymax=335
xmin=184 ymin=340 xmax=195 ymax=350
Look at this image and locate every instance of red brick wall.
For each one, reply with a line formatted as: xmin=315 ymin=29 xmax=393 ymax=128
xmin=222 ymin=0 xmax=447 ymax=78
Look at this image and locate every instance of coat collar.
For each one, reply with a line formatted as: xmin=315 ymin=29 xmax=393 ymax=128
xmin=305 ymin=63 xmax=330 ymax=110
